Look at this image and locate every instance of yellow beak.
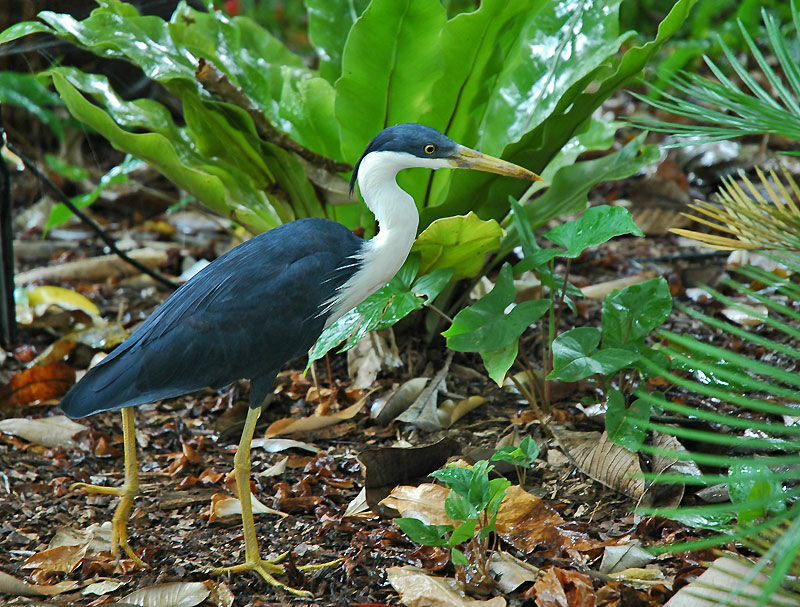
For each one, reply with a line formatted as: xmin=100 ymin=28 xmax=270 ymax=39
xmin=449 ymin=145 xmax=542 ymax=181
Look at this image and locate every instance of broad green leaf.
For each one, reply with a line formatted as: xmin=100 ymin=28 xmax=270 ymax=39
xmin=545 ymin=205 xmax=644 ymax=258
xmin=606 ymin=391 xmax=650 ymax=453
xmin=443 ymin=264 xmax=551 ymax=353
xmin=308 ymin=256 xmax=453 ymax=365
xmin=336 ymin=0 xmax=446 ymax=163
xmin=306 ymin=0 xmax=370 ymax=83
xmin=728 ymin=463 xmax=787 ymax=524
xmin=521 ymin=134 xmax=658 ymax=232
xmin=451 ymin=548 xmax=469 ymax=565
xmin=0 ymin=20 xmax=52 ymax=44
xmin=394 ymin=518 xmax=451 ymax=546
xmin=448 ymin=519 xmax=477 ymax=546
xmin=480 ymin=343 xmax=519 ymax=387
xmin=445 ymin=494 xmax=481 ymax=522
xmin=602 ymin=278 xmax=673 ymax=347
xmin=434 ymin=0 xmax=696 ymax=224
xmin=278 ymin=75 xmax=343 ymax=161
xmin=549 ymin=327 xmax=639 ymax=381
xmin=411 ymin=213 xmax=504 ymax=280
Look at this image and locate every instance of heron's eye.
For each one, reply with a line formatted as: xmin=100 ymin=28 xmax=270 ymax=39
xmin=424 ymin=144 xmax=436 ymax=154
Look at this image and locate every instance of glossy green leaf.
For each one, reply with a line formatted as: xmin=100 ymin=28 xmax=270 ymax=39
xmin=480 ymin=343 xmax=519 ymax=387
xmin=451 ymin=548 xmax=469 ymax=565
xmin=549 ymin=327 xmax=638 ymax=382
xmin=335 ymin=0 xmax=446 ymax=163
xmin=308 ymin=256 xmax=454 ymax=364
xmin=0 ymin=72 xmax=65 ymax=141
xmin=443 ymin=264 xmax=551 ymax=353
xmin=602 ymin=278 xmax=673 ymax=347
xmin=411 ymin=213 xmax=504 ymax=280
xmin=448 ymin=519 xmax=477 ymax=546
xmin=394 ymin=518 xmax=451 ymax=546
xmin=729 ymin=463 xmax=787 ymax=524
xmin=0 ymin=20 xmax=52 ymax=44
xmin=606 ymin=391 xmax=650 ymax=453
xmin=278 ymin=76 xmax=342 ymax=161
xmin=306 ymin=0 xmax=370 ymax=83
xmin=545 ymin=205 xmax=644 ymax=258
xmin=435 ymin=0 xmax=696 ymax=225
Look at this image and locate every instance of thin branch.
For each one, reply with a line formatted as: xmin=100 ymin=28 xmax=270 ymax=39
xmin=195 ymin=59 xmax=352 ymax=174
xmin=7 ymin=142 xmax=178 ymax=290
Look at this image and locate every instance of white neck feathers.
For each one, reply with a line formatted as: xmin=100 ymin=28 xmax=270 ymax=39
xmin=323 ymin=151 xmax=441 ymax=326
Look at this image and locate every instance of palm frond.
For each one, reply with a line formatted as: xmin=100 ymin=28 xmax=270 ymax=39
xmin=631 ymin=1 xmax=800 ymax=144
xmin=671 ymin=168 xmax=800 ymax=251
xmin=636 ymin=257 xmax=800 ymax=604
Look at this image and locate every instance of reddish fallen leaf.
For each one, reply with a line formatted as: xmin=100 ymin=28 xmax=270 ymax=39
xmin=0 ymin=362 xmax=75 ymax=407
xmin=199 ymin=467 xmax=224 ymax=484
xmin=527 ymin=567 xmax=594 ymax=607
xmin=22 ymin=544 xmax=88 ymax=573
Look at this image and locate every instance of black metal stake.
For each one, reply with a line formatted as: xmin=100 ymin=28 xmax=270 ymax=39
xmin=0 ymin=104 xmax=17 ymax=348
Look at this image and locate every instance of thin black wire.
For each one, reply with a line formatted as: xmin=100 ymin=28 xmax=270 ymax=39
xmin=6 ymin=141 xmax=178 ymax=290
xmin=0 ymin=104 xmax=18 ymax=347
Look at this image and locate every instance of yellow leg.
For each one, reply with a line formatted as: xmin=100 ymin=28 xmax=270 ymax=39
xmin=209 ymin=406 xmax=341 ymax=597
xmin=70 ymin=407 xmax=145 ymax=567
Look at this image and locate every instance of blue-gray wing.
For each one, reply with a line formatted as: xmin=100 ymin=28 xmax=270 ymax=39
xmin=60 ymin=218 xmax=362 ymax=418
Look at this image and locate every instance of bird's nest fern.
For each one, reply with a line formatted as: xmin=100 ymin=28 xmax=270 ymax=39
xmin=635 ymin=254 xmax=800 ymax=604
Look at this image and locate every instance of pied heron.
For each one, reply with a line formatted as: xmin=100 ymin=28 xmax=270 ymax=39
xmin=59 ymin=123 xmax=540 ymax=596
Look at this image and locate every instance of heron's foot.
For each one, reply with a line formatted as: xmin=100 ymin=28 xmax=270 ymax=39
xmin=70 ymin=481 xmax=146 ymax=568
xmin=209 ymin=552 xmax=343 ymax=598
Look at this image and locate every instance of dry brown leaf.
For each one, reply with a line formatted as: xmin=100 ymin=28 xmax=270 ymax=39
xmin=347 ymin=329 xmax=401 ymax=389
xmin=250 ymin=437 xmax=320 ymax=453
xmin=530 ymin=567 xmax=594 ymax=607
xmin=445 ymin=395 xmax=487 ymax=427
xmin=489 ymin=551 xmax=541 ymax=593
xmin=22 ymin=544 xmax=87 ymax=573
xmin=599 ymin=543 xmax=655 ymax=574
xmin=204 ymin=579 xmax=235 ymax=607
xmin=208 ymin=492 xmax=287 ymax=522
xmin=1 ymin=363 xmax=76 ymax=407
xmin=0 ymin=415 xmax=87 ymax=449
xmin=664 ymin=557 xmax=796 ymax=607
xmin=371 ymin=377 xmax=430 ymax=425
xmin=82 ymin=579 xmax=127 ymax=595
xmin=580 ymin=271 xmax=658 ymax=300
xmin=14 ymin=247 xmax=169 ymax=285
xmin=721 ymin=303 xmax=768 ymax=327
xmin=0 ymin=571 xmax=78 ymax=596
xmin=558 ymin=431 xmax=645 ymax=499
xmin=494 ymin=486 xmax=566 ymax=553
xmin=121 ymin=581 xmax=211 ymax=607
xmin=387 ymin=566 xmax=506 ymax=607
xmin=265 ymin=397 xmax=365 ymax=437
xmin=380 ymin=484 xmax=452 ymax=526
xmin=49 ymin=521 xmax=112 ymax=554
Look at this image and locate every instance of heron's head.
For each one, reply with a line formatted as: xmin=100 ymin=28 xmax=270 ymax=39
xmin=350 ymin=123 xmax=541 ymax=195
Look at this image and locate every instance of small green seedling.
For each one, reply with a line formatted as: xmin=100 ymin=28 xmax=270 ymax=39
xmin=395 ymin=459 xmax=511 ymax=592
xmin=490 ymin=436 xmax=539 ymax=486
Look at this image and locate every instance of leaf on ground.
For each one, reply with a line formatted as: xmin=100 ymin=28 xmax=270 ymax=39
xmin=663 ymin=556 xmax=796 ymax=607
xmin=1 ymin=363 xmax=76 ymax=407
xmin=721 ymin=303 xmax=768 ymax=327
xmin=494 ymin=486 xmax=567 ymax=554
xmin=489 ymin=551 xmax=541 ymax=593
xmin=343 ymin=487 xmax=369 ymax=518
xmin=249 ymin=438 xmax=320 ymax=453
xmin=24 ymin=285 xmax=100 ymax=316
xmin=0 ymin=571 xmax=78 ymax=596
xmin=347 ymin=329 xmax=401 ymax=390
xmin=207 ymin=492 xmax=287 ymax=522
xmin=22 ymin=544 xmax=88 ymax=573
xmin=557 ymin=431 xmax=645 ymax=499
xmin=599 ymin=542 xmax=655 ymax=574
xmin=83 ymin=579 xmax=128 ymax=595
xmin=371 ymin=376 xmax=430 ymax=426
xmin=387 ymin=566 xmax=506 ymax=607
xmin=396 ymin=353 xmax=452 ymax=431
xmin=530 ymin=567 xmax=594 ymax=607
xmin=49 ymin=521 xmax=112 ymax=554
xmin=265 ymin=397 xmax=365 ymax=437
xmin=121 ymin=581 xmax=211 ymax=607
xmin=0 ymin=415 xmax=86 ymax=449
xmin=642 ymin=432 xmax=703 ymax=508
xmin=380 ymin=484 xmax=452 ymax=526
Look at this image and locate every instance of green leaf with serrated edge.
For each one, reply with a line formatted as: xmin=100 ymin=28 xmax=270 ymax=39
xmin=602 ymin=277 xmax=673 ymax=347
xmin=306 ymin=0 xmax=370 ymax=83
xmin=394 ymin=518 xmax=451 ymax=546
xmin=606 ymin=390 xmax=650 ymax=453
xmin=307 ymin=255 xmax=453 ymax=366
xmin=443 ymin=264 xmax=550 ymax=352
xmin=448 ymin=519 xmax=477 ymax=546
xmin=544 ymin=205 xmax=644 ymax=258
xmin=411 ymin=213 xmax=504 ymax=280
